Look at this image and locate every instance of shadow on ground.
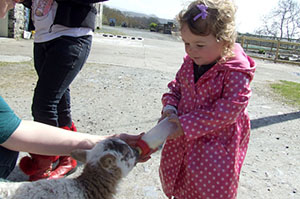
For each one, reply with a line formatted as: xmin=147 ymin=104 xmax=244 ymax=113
xmin=251 ymin=111 xmax=300 ymax=129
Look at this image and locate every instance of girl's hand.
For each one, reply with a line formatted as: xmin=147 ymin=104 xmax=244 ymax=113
xmin=167 ymin=113 xmax=184 ymax=139
xmin=158 ymin=109 xmax=177 ymax=123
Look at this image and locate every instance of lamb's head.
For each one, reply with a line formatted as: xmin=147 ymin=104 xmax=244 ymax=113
xmin=71 ymin=138 xmax=138 ymax=177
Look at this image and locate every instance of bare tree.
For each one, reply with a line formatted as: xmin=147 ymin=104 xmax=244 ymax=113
xmin=255 ymin=0 xmax=300 ymax=40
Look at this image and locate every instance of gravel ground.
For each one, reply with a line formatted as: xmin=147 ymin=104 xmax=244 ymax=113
xmin=0 ymin=27 xmax=300 ymax=198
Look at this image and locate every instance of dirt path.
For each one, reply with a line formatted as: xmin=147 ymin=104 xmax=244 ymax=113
xmin=1 ymin=31 xmax=300 ymax=198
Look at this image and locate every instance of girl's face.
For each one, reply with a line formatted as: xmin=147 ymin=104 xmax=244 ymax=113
xmin=181 ymin=24 xmax=224 ymax=66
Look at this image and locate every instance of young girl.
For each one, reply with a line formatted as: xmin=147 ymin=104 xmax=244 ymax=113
xmin=158 ymin=0 xmax=256 ymax=198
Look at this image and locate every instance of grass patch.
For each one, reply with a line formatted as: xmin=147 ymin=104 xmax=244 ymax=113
xmin=270 ymin=80 xmax=300 ymax=107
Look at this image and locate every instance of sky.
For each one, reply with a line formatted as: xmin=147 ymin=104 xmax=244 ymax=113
xmin=103 ymin=0 xmax=293 ymax=34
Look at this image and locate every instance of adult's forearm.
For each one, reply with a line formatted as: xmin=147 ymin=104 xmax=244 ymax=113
xmin=0 ymin=0 xmax=16 ymax=18
xmin=1 ymin=120 xmax=107 ymax=156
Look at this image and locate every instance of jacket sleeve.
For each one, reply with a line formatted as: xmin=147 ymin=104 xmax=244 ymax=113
xmin=179 ymin=70 xmax=252 ymax=140
xmin=161 ymin=69 xmax=182 ymax=110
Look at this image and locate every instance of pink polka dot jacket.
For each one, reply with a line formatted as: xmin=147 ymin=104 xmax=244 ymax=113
xmin=159 ymin=43 xmax=256 ymax=199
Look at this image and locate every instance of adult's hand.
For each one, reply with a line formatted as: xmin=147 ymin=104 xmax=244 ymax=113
xmin=137 ymin=148 xmax=158 ymax=163
xmin=114 ymin=133 xmax=144 ymax=148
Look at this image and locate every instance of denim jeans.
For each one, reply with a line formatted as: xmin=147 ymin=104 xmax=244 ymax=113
xmin=0 ymin=146 xmax=19 ymax=179
xmin=32 ymin=35 xmax=92 ymax=127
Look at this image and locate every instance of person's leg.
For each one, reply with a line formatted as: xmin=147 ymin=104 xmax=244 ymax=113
xmin=20 ymin=35 xmax=92 ymax=181
xmin=52 ymin=35 xmax=92 ymax=179
xmin=31 ymin=41 xmax=57 ymax=126
xmin=30 ymin=35 xmax=92 ymax=180
xmin=0 ymin=146 xmax=19 ymax=179
xmin=32 ymin=35 xmax=92 ymax=127
xmin=18 ymin=41 xmax=59 ymax=181
xmin=57 ymin=88 xmax=72 ymax=127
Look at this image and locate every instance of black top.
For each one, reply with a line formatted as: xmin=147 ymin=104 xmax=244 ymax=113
xmin=193 ymin=62 xmax=216 ymax=83
xmin=22 ymin=0 xmax=108 ymax=31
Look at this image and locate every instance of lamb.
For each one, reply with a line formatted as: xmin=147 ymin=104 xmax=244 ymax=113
xmin=0 ymin=137 xmax=138 ymax=199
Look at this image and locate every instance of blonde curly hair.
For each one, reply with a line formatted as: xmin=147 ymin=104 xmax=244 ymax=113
xmin=178 ymin=0 xmax=237 ymax=59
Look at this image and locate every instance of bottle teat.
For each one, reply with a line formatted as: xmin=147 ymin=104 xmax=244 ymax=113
xmin=135 ymin=139 xmax=151 ymax=156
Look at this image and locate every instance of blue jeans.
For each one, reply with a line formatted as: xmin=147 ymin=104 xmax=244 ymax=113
xmin=0 ymin=146 xmax=19 ymax=179
xmin=32 ymin=35 xmax=92 ymax=127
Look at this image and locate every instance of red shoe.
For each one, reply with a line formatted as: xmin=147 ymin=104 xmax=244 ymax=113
xmin=19 ymin=122 xmax=78 ymax=181
xmin=70 ymin=122 xmax=77 ymax=132
xmin=48 ymin=122 xmax=78 ymax=179
xmin=48 ymin=156 xmax=77 ymax=179
xmin=19 ymin=154 xmax=59 ymax=181
xmin=60 ymin=122 xmax=77 ymax=131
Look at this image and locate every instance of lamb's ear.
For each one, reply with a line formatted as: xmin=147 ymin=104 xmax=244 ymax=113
xmin=100 ymin=154 xmax=116 ymax=169
xmin=71 ymin=149 xmax=87 ymax=163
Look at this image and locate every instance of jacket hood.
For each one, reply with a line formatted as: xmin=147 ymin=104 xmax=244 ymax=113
xmin=183 ymin=43 xmax=256 ymax=80
xmin=222 ymin=43 xmax=256 ymax=80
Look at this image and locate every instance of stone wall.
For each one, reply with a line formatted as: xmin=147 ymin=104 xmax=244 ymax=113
xmin=8 ymin=4 xmax=27 ymax=38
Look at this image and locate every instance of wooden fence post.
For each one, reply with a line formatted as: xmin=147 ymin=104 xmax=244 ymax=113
xmin=241 ymin=36 xmax=245 ymax=48
xmin=275 ymin=40 xmax=280 ymax=63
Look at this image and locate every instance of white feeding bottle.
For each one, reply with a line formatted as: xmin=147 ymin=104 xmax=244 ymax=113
xmin=136 ymin=117 xmax=178 ymax=156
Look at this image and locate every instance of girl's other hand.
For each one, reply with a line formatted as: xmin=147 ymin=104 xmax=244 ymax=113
xmin=167 ymin=113 xmax=184 ymax=139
